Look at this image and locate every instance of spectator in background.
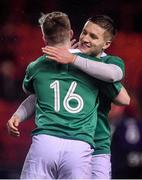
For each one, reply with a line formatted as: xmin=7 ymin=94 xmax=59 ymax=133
xmin=111 ymin=86 xmax=142 ymax=179
xmin=0 ymin=53 xmax=24 ymax=102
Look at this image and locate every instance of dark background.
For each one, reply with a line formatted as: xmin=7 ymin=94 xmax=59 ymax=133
xmin=0 ymin=0 xmax=142 ymax=178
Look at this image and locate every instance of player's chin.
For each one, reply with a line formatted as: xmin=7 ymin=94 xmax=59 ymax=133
xmin=79 ymin=47 xmax=90 ymax=54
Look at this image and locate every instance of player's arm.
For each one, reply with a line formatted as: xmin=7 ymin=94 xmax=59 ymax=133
xmin=113 ymin=86 xmax=130 ymax=106
xmin=99 ymin=81 xmax=130 ymax=106
xmin=73 ymin=55 xmax=123 ymax=83
xmin=13 ymin=94 xmax=36 ymax=122
xmin=42 ymin=46 xmax=124 ymax=82
xmin=7 ymin=63 xmax=35 ymax=137
xmin=7 ymin=95 xmax=36 ymax=137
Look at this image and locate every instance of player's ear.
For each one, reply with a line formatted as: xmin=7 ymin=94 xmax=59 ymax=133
xmin=69 ymin=29 xmax=74 ymax=40
xmin=103 ymin=41 xmax=111 ymax=50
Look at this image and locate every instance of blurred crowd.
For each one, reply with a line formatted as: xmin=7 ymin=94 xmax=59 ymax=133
xmin=0 ymin=0 xmax=142 ymax=178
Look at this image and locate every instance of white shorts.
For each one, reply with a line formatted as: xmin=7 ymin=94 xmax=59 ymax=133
xmin=20 ymin=134 xmax=93 ymax=179
xmin=92 ymin=154 xmax=111 ymax=179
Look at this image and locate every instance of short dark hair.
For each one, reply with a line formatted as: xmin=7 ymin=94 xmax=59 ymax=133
xmin=39 ymin=11 xmax=71 ymax=44
xmin=88 ymin=15 xmax=117 ymax=40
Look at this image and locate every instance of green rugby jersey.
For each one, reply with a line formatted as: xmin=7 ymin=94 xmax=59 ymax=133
xmin=93 ymin=55 xmax=124 ymax=155
xmin=94 ymin=82 xmax=122 ymax=155
xmin=23 ymin=54 xmax=101 ymax=148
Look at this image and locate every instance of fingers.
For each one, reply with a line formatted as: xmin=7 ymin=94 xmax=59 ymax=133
xmin=42 ymin=46 xmax=59 ymax=52
xmin=71 ymin=39 xmax=78 ymax=49
xmin=41 ymin=46 xmax=74 ymax=64
xmin=42 ymin=47 xmax=61 ymax=62
xmin=7 ymin=115 xmax=20 ymax=137
xmin=42 ymin=46 xmax=66 ymax=53
xmin=71 ymin=38 xmax=76 ymax=45
xmin=42 ymin=47 xmax=58 ymax=56
xmin=42 ymin=50 xmax=58 ymax=61
xmin=7 ymin=128 xmax=20 ymax=137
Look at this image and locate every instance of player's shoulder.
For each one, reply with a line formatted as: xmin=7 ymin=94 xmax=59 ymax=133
xmin=103 ymin=54 xmax=124 ymax=64
xmin=103 ymin=54 xmax=125 ymax=75
xmin=25 ymin=55 xmax=46 ymax=76
xmin=27 ymin=55 xmax=46 ymax=69
xmin=31 ymin=55 xmax=46 ymax=65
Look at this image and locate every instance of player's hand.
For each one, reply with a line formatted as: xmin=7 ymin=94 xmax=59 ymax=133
xmin=71 ymin=39 xmax=79 ymax=49
xmin=42 ymin=46 xmax=76 ymax=64
xmin=7 ymin=114 xmax=20 ymax=137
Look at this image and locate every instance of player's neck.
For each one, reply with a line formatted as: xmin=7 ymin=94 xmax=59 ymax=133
xmin=46 ymin=38 xmax=71 ymax=49
xmin=54 ymin=41 xmax=71 ymax=49
xmin=96 ymin=51 xmax=104 ymax=58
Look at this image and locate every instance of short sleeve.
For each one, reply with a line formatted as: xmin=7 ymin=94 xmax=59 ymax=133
xmin=104 ymin=56 xmax=125 ymax=78
xmin=23 ymin=64 xmax=35 ymax=93
xmin=99 ymin=81 xmax=123 ymax=100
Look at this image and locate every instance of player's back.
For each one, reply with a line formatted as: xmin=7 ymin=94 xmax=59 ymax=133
xmin=23 ymin=55 xmax=99 ymax=147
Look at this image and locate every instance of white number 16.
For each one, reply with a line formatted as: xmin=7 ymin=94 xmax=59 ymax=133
xmin=50 ymin=80 xmax=84 ymax=113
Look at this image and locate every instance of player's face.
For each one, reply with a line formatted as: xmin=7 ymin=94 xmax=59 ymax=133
xmin=78 ymin=21 xmax=111 ymax=57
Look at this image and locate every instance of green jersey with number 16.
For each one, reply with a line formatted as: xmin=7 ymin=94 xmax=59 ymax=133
xmin=23 ymin=54 xmax=101 ymax=148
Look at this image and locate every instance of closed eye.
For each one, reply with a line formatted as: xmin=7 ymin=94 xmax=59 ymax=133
xmin=90 ymin=33 xmax=98 ymax=40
